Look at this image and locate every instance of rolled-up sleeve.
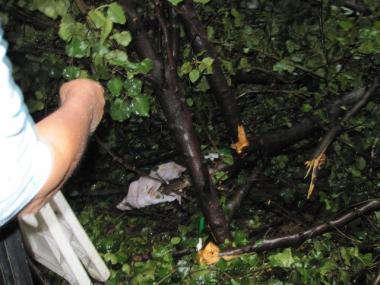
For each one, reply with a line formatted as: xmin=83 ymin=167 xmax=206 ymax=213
xmin=0 ymin=26 xmax=52 ymax=226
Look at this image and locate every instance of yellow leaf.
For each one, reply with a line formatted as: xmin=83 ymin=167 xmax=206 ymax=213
xmin=230 ymin=125 xmax=249 ymax=154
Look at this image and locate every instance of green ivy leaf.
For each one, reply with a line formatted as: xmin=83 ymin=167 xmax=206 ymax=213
xmin=138 ymin=58 xmax=153 ymax=74
xmin=349 ymin=167 xmax=361 ymax=177
xmin=189 ymin=69 xmax=200 ymax=83
xmin=103 ymin=253 xmax=118 ymax=265
xmin=286 ymin=40 xmax=300 ymax=53
xmin=100 ymin=18 xmax=113 ymax=43
xmin=167 ymin=0 xmax=184 ymax=6
xmin=220 ymin=149 xmax=234 ymax=165
xmin=107 ymin=77 xmax=124 ymax=97
xmin=268 ymin=248 xmax=297 ymax=268
xmin=88 ymin=9 xmax=106 ymax=29
xmin=27 ymin=99 xmax=44 ymax=113
xmin=66 ymin=38 xmax=89 ymax=58
xmin=125 ymin=59 xmax=153 ymax=74
xmin=356 ymin=157 xmax=367 ymax=171
xmin=199 ymin=57 xmax=214 ymax=74
xmin=338 ymin=20 xmax=353 ymax=32
xmin=273 ymin=58 xmax=295 ymax=73
xmin=319 ymin=260 xmax=335 ymax=276
xmin=301 ymin=103 xmax=312 ymax=112
xmin=35 ymin=0 xmax=70 ymax=19
xmin=124 ymin=78 xmax=142 ymax=97
xmin=186 ymin=97 xmax=193 ymax=107
xmin=105 ymin=50 xmax=128 ymax=66
xmin=179 ymin=61 xmax=192 ymax=77
xmin=121 ymin=264 xmax=131 ymax=275
xmin=110 ymin=98 xmax=130 ymax=122
xmin=58 ymin=15 xmax=75 ymax=41
xmin=238 ymin=57 xmax=251 ymax=71
xmin=62 ymin=66 xmax=81 ymax=80
xmin=193 ymin=0 xmax=211 ymax=4
xmin=111 ymin=31 xmax=132 ymax=46
xmin=231 ymin=8 xmax=243 ymax=27
xmin=131 ymin=95 xmax=150 ymax=117
xmin=107 ymin=2 xmax=126 ymax=24
xmin=196 ymin=76 xmax=210 ymax=92
xmin=170 ymin=237 xmax=181 ymax=245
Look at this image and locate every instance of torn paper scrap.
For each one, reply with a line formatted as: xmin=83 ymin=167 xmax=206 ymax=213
xmin=117 ymin=162 xmax=186 ymax=210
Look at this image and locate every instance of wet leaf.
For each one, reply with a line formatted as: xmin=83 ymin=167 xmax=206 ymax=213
xmin=111 ymin=31 xmax=132 ymax=46
xmin=88 ymin=9 xmax=106 ymax=29
xmin=131 ymin=95 xmax=150 ymax=117
xmin=107 ymin=77 xmax=123 ymax=97
xmin=110 ymin=98 xmax=130 ymax=122
xmin=105 ymin=50 xmax=128 ymax=66
xmin=62 ymin=66 xmax=80 ymax=80
xmin=189 ymin=69 xmax=200 ymax=83
xmin=107 ymin=2 xmax=126 ymax=24
xmin=66 ymin=38 xmax=89 ymax=58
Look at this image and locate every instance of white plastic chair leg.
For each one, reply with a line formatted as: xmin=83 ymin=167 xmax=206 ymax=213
xmin=19 ymin=191 xmax=110 ymax=285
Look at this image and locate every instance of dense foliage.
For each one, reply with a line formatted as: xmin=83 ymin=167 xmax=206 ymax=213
xmin=1 ymin=0 xmax=380 ymax=284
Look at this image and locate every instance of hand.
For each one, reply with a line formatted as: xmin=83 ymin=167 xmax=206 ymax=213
xmin=59 ymin=79 xmax=105 ymax=132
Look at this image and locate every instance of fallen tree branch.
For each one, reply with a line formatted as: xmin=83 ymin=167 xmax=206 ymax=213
xmin=226 ymin=167 xmax=260 ymax=220
xmin=220 ymin=199 xmax=380 ymax=256
xmin=305 ymin=79 xmax=380 ymax=197
xmin=245 ymin=85 xmax=375 ymax=157
xmin=373 ymin=264 xmax=380 ymax=285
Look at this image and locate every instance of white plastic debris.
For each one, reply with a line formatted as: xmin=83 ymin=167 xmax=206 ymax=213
xmin=204 ymin=153 xmax=219 ymax=161
xmin=196 ymin=238 xmax=203 ymax=251
xmin=117 ymin=162 xmax=186 ymax=210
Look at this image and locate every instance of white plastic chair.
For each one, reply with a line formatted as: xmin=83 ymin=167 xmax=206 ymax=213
xmin=19 ymin=191 xmax=110 ymax=285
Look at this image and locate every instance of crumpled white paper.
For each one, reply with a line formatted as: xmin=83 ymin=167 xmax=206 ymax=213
xmin=117 ymin=162 xmax=186 ymax=210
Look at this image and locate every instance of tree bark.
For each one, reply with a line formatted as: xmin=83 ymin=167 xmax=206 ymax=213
xmin=121 ymin=0 xmax=231 ymax=243
xmin=176 ymin=0 xmax=243 ymax=145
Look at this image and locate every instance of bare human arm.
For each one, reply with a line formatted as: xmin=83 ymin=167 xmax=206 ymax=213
xmin=19 ymin=79 xmax=105 ymax=215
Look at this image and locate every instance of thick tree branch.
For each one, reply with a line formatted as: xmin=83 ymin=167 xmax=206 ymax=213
xmin=225 ymin=86 xmax=377 ymax=216
xmin=176 ymin=0 xmax=244 ymax=147
xmin=220 ymin=199 xmax=380 ymax=256
xmin=246 ymin=85 xmax=376 ymax=157
xmin=121 ymin=0 xmax=231 ymax=243
xmin=121 ymin=0 xmax=164 ymax=85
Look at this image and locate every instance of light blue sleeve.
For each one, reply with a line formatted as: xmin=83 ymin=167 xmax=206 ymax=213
xmin=0 ymin=26 xmax=53 ymax=226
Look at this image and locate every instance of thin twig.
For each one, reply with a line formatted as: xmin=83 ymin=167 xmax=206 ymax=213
xmin=94 ymin=135 xmax=164 ymax=183
xmin=74 ymin=0 xmax=91 ymax=15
